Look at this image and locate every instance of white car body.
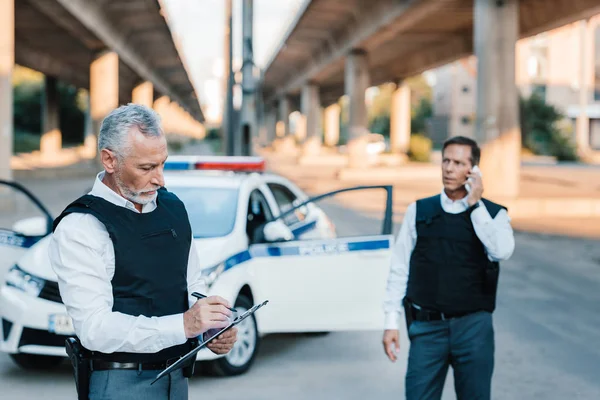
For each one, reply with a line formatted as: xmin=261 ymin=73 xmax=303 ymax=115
xmin=0 ymin=157 xmax=393 ymax=375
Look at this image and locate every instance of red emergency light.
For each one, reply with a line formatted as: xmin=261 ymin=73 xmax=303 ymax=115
xmin=165 ymin=156 xmax=266 ymax=172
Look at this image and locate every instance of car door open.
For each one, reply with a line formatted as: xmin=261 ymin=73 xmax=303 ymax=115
xmin=0 ymin=180 xmax=54 ymax=281
xmin=252 ymin=185 xmax=394 ymax=334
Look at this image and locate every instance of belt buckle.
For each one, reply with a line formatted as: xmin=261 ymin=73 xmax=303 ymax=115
xmin=165 ymin=357 xmax=180 ymax=368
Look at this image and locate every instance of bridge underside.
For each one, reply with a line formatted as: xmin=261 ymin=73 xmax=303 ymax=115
xmin=263 ymin=0 xmax=600 ymax=107
xmin=15 ymin=0 xmax=202 ymax=120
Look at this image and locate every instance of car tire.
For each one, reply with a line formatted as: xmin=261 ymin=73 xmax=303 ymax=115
xmin=206 ymin=295 xmax=259 ymax=376
xmin=10 ymin=353 xmax=64 ymax=370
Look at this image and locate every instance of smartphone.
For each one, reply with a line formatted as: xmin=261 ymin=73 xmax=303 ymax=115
xmin=465 ymin=165 xmax=481 ymax=193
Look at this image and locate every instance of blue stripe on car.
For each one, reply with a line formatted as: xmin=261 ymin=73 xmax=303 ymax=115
xmin=0 ymin=230 xmax=43 ymax=249
xmin=222 ymin=237 xmax=391 ymax=272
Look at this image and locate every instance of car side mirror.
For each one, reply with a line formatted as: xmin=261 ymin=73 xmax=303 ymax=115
xmin=12 ymin=216 xmax=49 ymax=237
xmin=262 ymin=220 xmax=294 ymax=242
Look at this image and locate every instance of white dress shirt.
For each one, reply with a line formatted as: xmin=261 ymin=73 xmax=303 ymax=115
xmin=48 ymin=172 xmax=206 ymax=354
xmin=382 ymin=191 xmax=515 ymax=330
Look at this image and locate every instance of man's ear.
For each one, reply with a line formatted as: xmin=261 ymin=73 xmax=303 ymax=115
xmin=101 ymin=149 xmax=119 ymax=173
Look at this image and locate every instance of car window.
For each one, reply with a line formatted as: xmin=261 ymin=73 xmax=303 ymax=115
xmin=246 ymin=189 xmax=274 ymax=243
xmin=168 ymin=186 xmax=239 ymax=238
xmin=267 ymin=183 xmax=306 ymax=226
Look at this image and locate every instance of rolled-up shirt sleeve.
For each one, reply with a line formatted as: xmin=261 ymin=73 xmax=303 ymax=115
xmin=382 ymin=202 xmax=417 ymax=331
xmin=470 ymin=203 xmax=515 ymax=261
xmin=48 ymin=213 xmax=187 ymax=354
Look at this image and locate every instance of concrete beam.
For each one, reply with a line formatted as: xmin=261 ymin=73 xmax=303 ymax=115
xmin=15 ymin=41 xmax=89 ymax=89
xmin=371 ymin=35 xmax=473 ymax=87
xmin=519 ymin=0 xmax=600 ymax=39
xmin=0 ymin=0 xmax=14 ymax=182
xmin=27 ymin=0 xmax=103 ymax=50
xmin=268 ymin=0 xmax=445 ymax=101
xmin=55 ymin=0 xmax=194 ymax=121
xmin=475 ymin=0 xmax=520 ymax=199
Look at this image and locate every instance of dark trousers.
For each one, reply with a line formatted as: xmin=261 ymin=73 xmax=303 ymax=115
xmin=89 ymin=368 xmax=188 ymax=400
xmin=405 ymin=311 xmax=494 ymax=400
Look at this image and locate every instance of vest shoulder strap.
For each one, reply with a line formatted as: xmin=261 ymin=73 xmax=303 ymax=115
xmin=52 ymin=194 xmax=107 ymax=233
xmin=480 ymin=198 xmax=507 ymax=219
xmin=415 ymin=195 xmax=443 ymax=223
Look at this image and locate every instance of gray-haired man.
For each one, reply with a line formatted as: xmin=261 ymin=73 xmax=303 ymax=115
xmin=49 ymin=104 xmax=236 ymax=399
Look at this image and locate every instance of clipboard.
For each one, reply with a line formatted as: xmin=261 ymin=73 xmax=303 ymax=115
xmin=151 ymin=300 xmax=269 ymax=384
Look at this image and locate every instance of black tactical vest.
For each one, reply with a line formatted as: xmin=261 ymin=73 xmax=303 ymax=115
xmin=405 ymin=194 xmax=506 ymax=315
xmin=53 ymin=188 xmax=194 ymax=363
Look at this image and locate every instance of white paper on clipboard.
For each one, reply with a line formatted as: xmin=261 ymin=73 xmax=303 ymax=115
xmin=151 ymin=300 xmax=269 ymax=384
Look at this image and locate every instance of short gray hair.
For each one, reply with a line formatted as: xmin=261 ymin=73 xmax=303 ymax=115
xmin=98 ymin=103 xmax=164 ymax=160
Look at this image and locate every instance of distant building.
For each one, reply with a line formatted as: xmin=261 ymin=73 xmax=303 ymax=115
xmin=431 ymin=14 xmax=600 ymax=151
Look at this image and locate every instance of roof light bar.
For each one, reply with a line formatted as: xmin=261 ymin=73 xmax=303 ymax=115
xmin=164 ymin=156 xmax=266 ymax=172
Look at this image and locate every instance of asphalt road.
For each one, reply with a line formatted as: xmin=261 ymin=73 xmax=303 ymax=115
xmin=1 ymin=178 xmax=600 ymax=399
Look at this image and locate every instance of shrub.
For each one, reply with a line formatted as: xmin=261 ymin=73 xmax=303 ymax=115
xmin=408 ymin=133 xmax=432 ymax=162
xmin=519 ymin=93 xmax=578 ymax=161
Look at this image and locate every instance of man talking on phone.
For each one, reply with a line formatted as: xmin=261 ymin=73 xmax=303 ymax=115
xmin=382 ymin=136 xmax=515 ymax=399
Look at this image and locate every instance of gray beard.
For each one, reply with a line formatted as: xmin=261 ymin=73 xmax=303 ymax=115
xmin=114 ymin=173 xmax=158 ymax=206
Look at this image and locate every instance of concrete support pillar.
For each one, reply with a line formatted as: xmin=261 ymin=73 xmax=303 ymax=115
xmin=390 ymin=81 xmax=411 ymax=154
xmin=345 ymin=50 xmax=369 ymax=141
xmin=0 ymin=0 xmax=14 ymax=182
xmin=474 ymin=0 xmax=520 ymax=199
xmin=277 ymin=96 xmax=290 ymax=138
xmin=132 ymin=81 xmax=154 ymax=108
xmin=266 ymin=109 xmax=277 ymax=144
xmin=345 ymin=49 xmax=370 ymax=167
xmin=576 ymin=19 xmax=590 ymax=157
xmin=301 ymin=83 xmax=321 ymax=155
xmin=90 ymin=51 xmax=119 ymax=158
xmin=324 ymin=104 xmax=341 ymax=147
xmin=41 ymin=76 xmax=62 ymax=158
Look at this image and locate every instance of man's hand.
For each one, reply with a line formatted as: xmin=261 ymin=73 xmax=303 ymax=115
xmin=383 ymin=329 xmax=400 ymax=362
xmin=466 ymin=169 xmax=483 ymax=206
xmin=183 ymin=295 xmax=232 ymax=339
xmin=206 ymin=327 xmax=238 ymax=355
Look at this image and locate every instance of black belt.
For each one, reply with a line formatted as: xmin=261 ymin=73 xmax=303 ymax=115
xmin=90 ymin=358 xmax=180 ymax=371
xmin=408 ymin=303 xmax=470 ymax=322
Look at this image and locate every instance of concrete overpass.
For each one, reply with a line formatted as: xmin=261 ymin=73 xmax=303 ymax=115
xmin=0 ymin=0 xmax=205 ymax=181
xmin=260 ymin=0 xmax=600 ymax=198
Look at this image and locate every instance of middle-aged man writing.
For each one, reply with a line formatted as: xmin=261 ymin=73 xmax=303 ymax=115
xmin=382 ymin=136 xmax=515 ymax=400
xmin=49 ymin=104 xmax=237 ymax=399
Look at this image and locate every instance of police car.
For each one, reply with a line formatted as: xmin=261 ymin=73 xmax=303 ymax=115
xmin=0 ymin=156 xmax=394 ymax=376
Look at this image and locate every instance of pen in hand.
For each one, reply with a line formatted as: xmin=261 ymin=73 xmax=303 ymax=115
xmin=191 ymin=292 xmax=237 ymax=313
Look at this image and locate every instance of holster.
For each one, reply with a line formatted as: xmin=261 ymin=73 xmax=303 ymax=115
xmin=65 ymin=337 xmax=91 ymax=400
xmin=402 ymin=297 xmax=414 ymax=331
xmin=181 ymin=338 xmax=199 ymax=378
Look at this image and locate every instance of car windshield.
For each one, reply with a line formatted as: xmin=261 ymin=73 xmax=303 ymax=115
xmin=168 ymin=186 xmax=239 ymax=238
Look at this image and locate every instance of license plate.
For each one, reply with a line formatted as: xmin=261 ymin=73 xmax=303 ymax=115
xmin=48 ymin=314 xmax=74 ymax=335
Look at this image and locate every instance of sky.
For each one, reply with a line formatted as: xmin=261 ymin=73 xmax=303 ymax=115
xmin=162 ymin=0 xmax=305 ymax=124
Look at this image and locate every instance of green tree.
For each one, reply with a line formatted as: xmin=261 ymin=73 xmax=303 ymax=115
xmin=519 ymin=93 xmax=577 ymax=161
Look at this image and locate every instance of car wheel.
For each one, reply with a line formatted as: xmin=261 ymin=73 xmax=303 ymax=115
xmin=207 ymin=295 xmax=259 ymax=376
xmin=10 ymin=353 xmax=64 ymax=370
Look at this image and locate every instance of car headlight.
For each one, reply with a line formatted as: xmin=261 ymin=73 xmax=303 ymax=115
xmin=199 ymin=262 xmax=225 ymax=288
xmin=5 ymin=264 xmax=45 ymax=297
